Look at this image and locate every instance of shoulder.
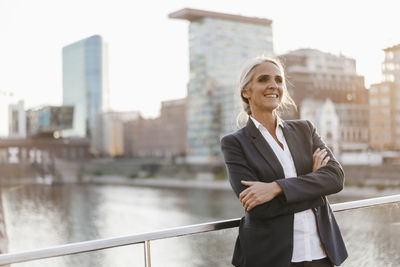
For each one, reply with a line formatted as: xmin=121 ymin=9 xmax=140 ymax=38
xmin=283 ymin=119 xmax=313 ymax=131
xmin=220 ymin=124 xmax=254 ymax=152
xmin=220 ymin=127 xmax=246 ymax=144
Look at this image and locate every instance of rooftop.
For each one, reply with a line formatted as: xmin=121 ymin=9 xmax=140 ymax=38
xmin=383 ymin=44 xmax=400 ymax=51
xmin=168 ymin=8 xmax=272 ymax=26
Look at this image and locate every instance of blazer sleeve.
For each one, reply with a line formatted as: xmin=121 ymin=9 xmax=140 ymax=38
xmin=275 ymin=120 xmax=345 ymax=204
xmin=221 ymin=133 xmax=324 ymax=220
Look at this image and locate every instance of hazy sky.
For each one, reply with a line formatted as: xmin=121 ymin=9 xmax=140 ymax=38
xmin=1 ymin=0 xmax=399 ymax=117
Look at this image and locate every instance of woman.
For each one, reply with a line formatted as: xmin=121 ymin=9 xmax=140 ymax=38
xmin=220 ymin=56 xmax=348 ymax=267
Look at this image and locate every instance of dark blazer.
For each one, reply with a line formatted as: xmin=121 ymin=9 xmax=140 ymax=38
xmin=220 ymin=119 xmax=348 ymax=267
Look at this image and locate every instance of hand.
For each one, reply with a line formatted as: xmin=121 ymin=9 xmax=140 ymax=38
xmin=313 ymin=148 xmax=330 ymax=172
xmin=239 ymin=181 xmax=282 ymax=211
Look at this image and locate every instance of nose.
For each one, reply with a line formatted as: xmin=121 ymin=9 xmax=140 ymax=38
xmin=268 ymin=81 xmax=278 ymax=89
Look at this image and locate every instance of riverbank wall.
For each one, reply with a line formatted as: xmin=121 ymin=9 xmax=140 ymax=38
xmin=80 ymin=158 xmax=400 ymax=188
xmin=1 ymin=158 xmax=400 ymax=190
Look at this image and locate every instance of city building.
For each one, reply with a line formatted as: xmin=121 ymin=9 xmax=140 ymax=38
xmin=279 ymin=48 xmax=369 ymax=156
xmin=92 ymin=111 xmax=140 ymax=157
xmin=1 ymin=105 xmax=87 ymax=163
xmin=300 ymin=98 xmax=339 ymax=154
xmin=382 ymin=44 xmax=400 ymax=84
xmin=335 ymin=103 xmax=369 ymax=152
xmin=26 ymin=105 xmax=74 ymax=137
xmin=0 ymin=90 xmax=16 ymax=137
xmin=368 ymin=44 xmax=400 ymax=151
xmin=280 ymin=48 xmax=367 ymax=119
xmin=123 ymin=116 xmax=163 ymax=157
xmin=62 ymin=35 xmax=109 ymax=138
xmin=169 ymin=8 xmax=274 ymax=163
xmin=301 ymin=98 xmax=369 ymax=156
xmin=123 ymin=98 xmax=187 ymax=158
xmin=8 ymin=100 xmax=26 ymax=138
xmin=158 ymin=98 xmax=187 ymax=156
xmin=369 ymin=82 xmax=397 ymax=150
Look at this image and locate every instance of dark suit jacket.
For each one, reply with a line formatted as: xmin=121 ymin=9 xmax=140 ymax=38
xmin=220 ymin=119 xmax=348 ymax=267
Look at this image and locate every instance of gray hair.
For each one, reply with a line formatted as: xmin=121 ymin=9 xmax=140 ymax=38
xmin=238 ymin=56 xmax=297 ymax=117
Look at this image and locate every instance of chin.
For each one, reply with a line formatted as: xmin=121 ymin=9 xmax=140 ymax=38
xmin=262 ymin=106 xmax=279 ymax=113
xmin=264 ymin=102 xmax=280 ymax=111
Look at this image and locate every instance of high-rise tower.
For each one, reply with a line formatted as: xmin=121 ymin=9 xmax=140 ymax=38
xmin=62 ymin=35 xmax=109 ymax=138
xmin=169 ymin=8 xmax=274 ymax=163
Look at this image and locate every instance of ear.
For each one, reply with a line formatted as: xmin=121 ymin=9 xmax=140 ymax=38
xmin=242 ymin=90 xmax=250 ymax=100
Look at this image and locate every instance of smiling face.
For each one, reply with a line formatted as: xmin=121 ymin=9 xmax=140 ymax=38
xmin=241 ymin=61 xmax=284 ymax=115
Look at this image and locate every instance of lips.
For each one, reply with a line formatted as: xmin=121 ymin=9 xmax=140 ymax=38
xmin=264 ymin=93 xmax=279 ymax=98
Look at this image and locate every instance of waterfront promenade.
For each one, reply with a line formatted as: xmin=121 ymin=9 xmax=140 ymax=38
xmin=1 ymin=173 xmax=399 ymax=201
xmin=83 ymin=175 xmax=400 ymax=200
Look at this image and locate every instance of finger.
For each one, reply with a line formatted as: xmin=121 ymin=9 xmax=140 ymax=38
xmin=241 ymin=180 xmax=255 ymax=186
xmin=313 ymin=150 xmax=328 ymax=171
xmin=239 ymin=190 xmax=247 ymax=202
xmin=322 ymin=156 xmax=330 ymax=165
xmin=321 ymin=151 xmax=328 ymax=160
xmin=242 ymin=198 xmax=250 ymax=210
xmin=245 ymin=199 xmax=256 ymax=211
xmin=313 ymin=149 xmax=325 ymax=162
xmin=242 ymin=192 xmax=258 ymax=209
xmin=242 ymin=200 xmax=246 ymax=209
xmin=246 ymin=202 xmax=255 ymax=211
xmin=316 ymin=148 xmax=327 ymax=158
xmin=239 ymin=187 xmax=252 ymax=202
xmin=314 ymin=152 xmax=325 ymax=167
xmin=318 ymin=151 xmax=328 ymax=160
xmin=317 ymin=151 xmax=328 ymax=163
xmin=314 ymin=147 xmax=324 ymax=155
xmin=241 ymin=191 xmax=254 ymax=205
xmin=239 ymin=188 xmax=246 ymax=201
xmin=315 ymin=153 xmax=330 ymax=170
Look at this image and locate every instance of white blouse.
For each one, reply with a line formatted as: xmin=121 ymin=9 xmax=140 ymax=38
xmin=250 ymin=116 xmax=327 ymax=262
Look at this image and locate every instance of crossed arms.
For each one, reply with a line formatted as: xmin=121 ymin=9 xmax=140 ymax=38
xmin=220 ymin=120 xmax=344 ymax=220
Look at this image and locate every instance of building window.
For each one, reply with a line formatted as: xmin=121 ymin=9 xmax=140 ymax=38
xmin=381 ymin=97 xmax=390 ymax=105
xmin=383 ymin=74 xmax=395 ymax=82
xmin=381 ymin=86 xmax=390 ymax=93
xmin=370 ymin=98 xmax=377 ymax=105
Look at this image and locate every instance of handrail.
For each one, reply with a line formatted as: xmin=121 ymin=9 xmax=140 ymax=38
xmin=0 ymin=194 xmax=399 ymax=266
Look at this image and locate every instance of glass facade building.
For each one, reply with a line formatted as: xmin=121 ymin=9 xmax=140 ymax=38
xmin=26 ymin=106 xmax=74 ymax=136
xmin=62 ymin=35 xmax=109 ymax=138
xmin=169 ymin=9 xmax=274 ymax=163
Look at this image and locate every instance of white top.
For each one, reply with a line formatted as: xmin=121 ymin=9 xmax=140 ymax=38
xmin=250 ymin=116 xmax=327 ymax=262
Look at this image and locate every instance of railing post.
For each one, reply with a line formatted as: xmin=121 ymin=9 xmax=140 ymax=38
xmin=144 ymin=240 xmax=151 ymax=267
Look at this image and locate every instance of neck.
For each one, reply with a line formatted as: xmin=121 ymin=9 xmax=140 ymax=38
xmin=252 ymin=111 xmax=277 ymax=130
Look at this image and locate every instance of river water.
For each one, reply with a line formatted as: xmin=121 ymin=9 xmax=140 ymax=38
xmin=1 ymin=183 xmax=399 ymax=266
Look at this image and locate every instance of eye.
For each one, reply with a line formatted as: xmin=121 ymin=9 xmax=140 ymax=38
xmin=275 ymin=76 xmax=283 ymax=84
xmin=258 ymin=75 xmax=269 ymax=82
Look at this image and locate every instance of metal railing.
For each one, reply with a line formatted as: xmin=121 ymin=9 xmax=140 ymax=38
xmin=0 ymin=194 xmax=399 ymax=266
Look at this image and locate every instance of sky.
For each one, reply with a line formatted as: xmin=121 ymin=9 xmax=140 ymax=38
xmin=1 ymin=0 xmax=399 ymax=118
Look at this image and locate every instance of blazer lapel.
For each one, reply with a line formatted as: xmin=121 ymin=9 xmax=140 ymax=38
xmin=245 ymin=119 xmax=285 ymax=179
xmin=281 ymin=121 xmax=305 ymax=175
